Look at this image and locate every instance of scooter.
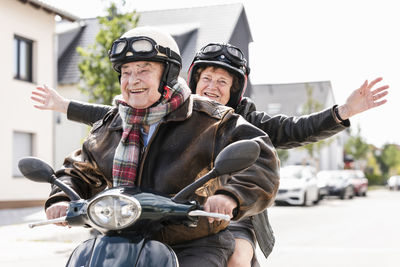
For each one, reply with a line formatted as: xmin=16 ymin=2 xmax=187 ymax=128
xmin=18 ymin=140 xmax=260 ymax=267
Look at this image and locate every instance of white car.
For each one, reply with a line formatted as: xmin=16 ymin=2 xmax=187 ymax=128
xmin=275 ymin=165 xmax=319 ymax=206
xmin=387 ymin=175 xmax=400 ymax=190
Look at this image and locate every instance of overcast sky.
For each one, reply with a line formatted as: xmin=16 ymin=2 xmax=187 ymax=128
xmin=44 ymin=0 xmax=400 ymax=147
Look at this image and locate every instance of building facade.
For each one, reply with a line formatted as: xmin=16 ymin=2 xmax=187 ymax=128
xmin=0 ymin=0 xmax=77 ymax=208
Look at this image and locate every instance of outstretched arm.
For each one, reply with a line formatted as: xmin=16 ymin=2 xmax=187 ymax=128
xmin=337 ymin=77 xmax=389 ymax=120
xmin=244 ymin=77 xmax=389 ymax=149
xmin=31 ymin=85 xmax=113 ymax=126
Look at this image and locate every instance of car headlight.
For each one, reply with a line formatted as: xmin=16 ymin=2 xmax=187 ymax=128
xmin=88 ymin=194 xmax=141 ymax=230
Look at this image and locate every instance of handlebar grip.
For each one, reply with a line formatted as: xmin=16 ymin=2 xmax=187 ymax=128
xmin=188 ymin=210 xmax=231 ymax=221
xmin=28 ymin=216 xmax=67 ymax=228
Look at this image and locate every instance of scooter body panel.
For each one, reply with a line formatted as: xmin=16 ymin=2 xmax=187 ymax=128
xmin=66 ymin=235 xmax=178 ymax=267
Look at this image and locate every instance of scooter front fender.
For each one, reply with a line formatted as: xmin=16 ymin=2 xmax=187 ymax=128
xmin=66 ymin=235 xmax=178 ymax=267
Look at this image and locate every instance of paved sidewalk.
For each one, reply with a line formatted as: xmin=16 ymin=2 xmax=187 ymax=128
xmin=0 ymin=207 xmax=90 ymax=267
xmin=0 ymin=206 xmax=44 ymax=226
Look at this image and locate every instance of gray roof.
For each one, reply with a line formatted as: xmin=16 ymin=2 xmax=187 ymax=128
xmin=251 ymin=81 xmax=335 ymax=116
xmin=137 ymin=3 xmax=253 ymax=71
xmin=58 ymin=19 xmax=100 ymax=84
xmin=18 ymin=0 xmax=79 ymax=21
xmin=57 ymin=3 xmax=252 ymax=85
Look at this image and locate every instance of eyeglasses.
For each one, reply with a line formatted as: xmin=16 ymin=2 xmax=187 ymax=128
xmin=109 ymin=36 xmax=181 ymax=65
xmin=199 ymin=43 xmax=247 ymax=65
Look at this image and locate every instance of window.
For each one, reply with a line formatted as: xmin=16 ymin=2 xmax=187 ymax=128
xmin=14 ymin=35 xmax=33 ymax=82
xmin=12 ymin=131 xmax=34 ymax=177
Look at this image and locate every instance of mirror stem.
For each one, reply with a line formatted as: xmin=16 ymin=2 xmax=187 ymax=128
xmin=52 ymin=175 xmax=81 ymax=201
xmin=172 ymin=169 xmax=218 ymax=203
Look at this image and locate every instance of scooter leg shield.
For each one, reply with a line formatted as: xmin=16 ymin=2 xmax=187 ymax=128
xmin=66 ymin=236 xmax=178 ymax=267
xmin=135 ymin=239 xmax=178 ymax=267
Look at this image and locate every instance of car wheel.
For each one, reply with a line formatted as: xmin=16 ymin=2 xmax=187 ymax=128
xmin=339 ymin=189 xmax=345 ymax=200
xmin=302 ymin=192 xmax=308 ymax=206
xmin=348 ymin=187 xmax=354 ymax=199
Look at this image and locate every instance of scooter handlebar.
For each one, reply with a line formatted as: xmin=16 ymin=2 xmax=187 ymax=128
xmin=28 ymin=216 xmax=67 ymax=228
xmin=188 ymin=210 xmax=231 ymax=221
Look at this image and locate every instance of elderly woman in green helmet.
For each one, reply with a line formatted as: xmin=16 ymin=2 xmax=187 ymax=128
xmin=39 ymin=26 xmax=280 ymax=267
xmin=32 ymin=40 xmax=389 ymax=267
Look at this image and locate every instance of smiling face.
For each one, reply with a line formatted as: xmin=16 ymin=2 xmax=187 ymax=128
xmin=195 ymin=66 xmax=233 ymax=105
xmin=120 ymin=61 xmax=164 ymax=109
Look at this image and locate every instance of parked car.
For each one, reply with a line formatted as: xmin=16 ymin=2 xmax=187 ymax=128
xmin=387 ymin=175 xmax=400 ymax=190
xmin=343 ymin=170 xmax=368 ymax=196
xmin=317 ymin=170 xmax=355 ymax=200
xmin=316 ymin=172 xmax=330 ymax=201
xmin=275 ymin=165 xmax=319 ymax=206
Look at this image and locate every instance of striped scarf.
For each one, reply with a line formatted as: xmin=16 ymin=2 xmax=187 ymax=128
xmin=112 ymin=78 xmax=191 ymax=187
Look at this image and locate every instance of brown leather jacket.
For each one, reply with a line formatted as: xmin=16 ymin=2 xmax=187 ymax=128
xmin=46 ymin=95 xmax=280 ymax=245
xmin=63 ymin=95 xmax=349 ymax=254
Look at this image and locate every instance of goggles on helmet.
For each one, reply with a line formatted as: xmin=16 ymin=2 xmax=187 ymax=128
xmin=197 ymin=43 xmax=249 ymax=74
xmin=109 ymin=36 xmax=181 ymax=71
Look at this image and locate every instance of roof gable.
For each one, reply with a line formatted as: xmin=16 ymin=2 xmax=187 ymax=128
xmin=57 ymin=3 xmax=252 ymax=85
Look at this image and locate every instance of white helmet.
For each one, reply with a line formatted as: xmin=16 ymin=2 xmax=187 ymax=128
xmin=109 ymin=26 xmax=182 ymax=91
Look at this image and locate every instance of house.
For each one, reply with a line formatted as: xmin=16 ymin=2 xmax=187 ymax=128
xmin=251 ymin=81 xmax=348 ymax=170
xmin=0 ymin=0 xmax=78 ymax=208
xmin=54 ymin=3 xmax=254 ymax=168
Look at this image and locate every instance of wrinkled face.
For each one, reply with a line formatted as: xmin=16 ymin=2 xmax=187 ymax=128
xmin=195 ymin=66 xmax=233 ymax=105
xmin=120 ymin=61 xmax=163 ymax=109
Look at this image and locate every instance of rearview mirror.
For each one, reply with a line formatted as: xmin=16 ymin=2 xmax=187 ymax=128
xmin=214 ymin=140 xmax=260 ymax=175
xmin=172 ymin=140 xmax=260 ymax=203
xmin=18 ymin=157 xmax=55 ymax=183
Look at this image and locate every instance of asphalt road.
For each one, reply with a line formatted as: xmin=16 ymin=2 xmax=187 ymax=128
xmin=0 ymin=189 xmax=399 ymax=266
xmin=256 ymin=189 xmax=400 ymax=267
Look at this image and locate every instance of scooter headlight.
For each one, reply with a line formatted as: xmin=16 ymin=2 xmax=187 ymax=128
xmin=88 ymin=194 xmax=141 ymax=230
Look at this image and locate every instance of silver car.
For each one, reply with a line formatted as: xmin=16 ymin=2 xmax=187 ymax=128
xmin=275 ymin=165 xmax=319 ymax=206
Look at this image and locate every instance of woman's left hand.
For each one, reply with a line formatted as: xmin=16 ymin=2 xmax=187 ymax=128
xmin=338 ymin=77 xmax=389 ymax=120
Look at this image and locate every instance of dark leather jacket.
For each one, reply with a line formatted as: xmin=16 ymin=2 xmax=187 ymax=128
xmin=64 ymin=96 xmax=349 ymax=256
xmin=236 ymin=97 xmax=350 ymax=148
xmin=236 ymin=97 xmax=349 ymax=259
xmin=47 ymin=95 xmax=280 ymax=245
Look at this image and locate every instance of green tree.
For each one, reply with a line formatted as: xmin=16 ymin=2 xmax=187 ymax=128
xmin=299 ymin=84 xmax=333 ymax=168
xmin=364 ymin=148 xmax=383 ymax=185
xmin=344 ymin=125 xmax=370 ymax=161
xmin=77 ymin=2 xmax=139 ymax=105
xmin=375 ymin=144 xmax=400 ymax=179
xmin=277 ymin=149 xmax=289 ymax=165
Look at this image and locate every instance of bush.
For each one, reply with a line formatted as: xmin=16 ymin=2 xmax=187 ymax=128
xmin=365 ymin=173 xmax=385 ymax=185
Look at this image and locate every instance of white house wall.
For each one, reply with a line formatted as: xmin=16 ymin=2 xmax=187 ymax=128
xmin=0 ymin=0 xmax=56 ymax=201
xmin=55 ymin=84 xmax=90 ymax=169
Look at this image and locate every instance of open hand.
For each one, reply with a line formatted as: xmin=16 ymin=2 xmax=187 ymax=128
xmin=31 ymin=85 xmax=69 ymax=114
xmin=338 ymin=77 xmax=389 ymax=120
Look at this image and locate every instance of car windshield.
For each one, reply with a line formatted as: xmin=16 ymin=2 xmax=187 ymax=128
xmin=280 ymin=166 xmax=306 ymax=179
xmin=317 ymin=171 xmax=343 ymax=181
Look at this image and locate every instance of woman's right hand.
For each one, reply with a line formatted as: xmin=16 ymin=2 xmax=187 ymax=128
xmin=31 ymin=85 xmax=70 ymax=114
xmin=45 ymin=201 xmax=70 ymax=227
